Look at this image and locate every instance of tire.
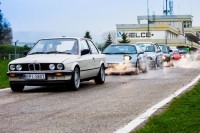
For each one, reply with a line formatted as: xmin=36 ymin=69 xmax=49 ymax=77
xmin=10 ymin=83 xmax=24 ymax=92
xmin=158 ymin=61 xmax=164 ymax=69
xmin=135 ymin=61 xmax=139 ymax=75
xmin=142 ymin=64 xmax=148 ymax=73
xmin=156 ymin=58 xmax=163 ymax=69
xmin=94 ymin=65 xmax=105 ymax=84
xmin=70 ymin=67 xmax=80 ymax=91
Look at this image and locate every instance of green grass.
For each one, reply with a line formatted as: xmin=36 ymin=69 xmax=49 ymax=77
xmin=133 ymin=82 xmax=200 ymax=133
xmin=0 ymin=60 xmax=9 ymax=88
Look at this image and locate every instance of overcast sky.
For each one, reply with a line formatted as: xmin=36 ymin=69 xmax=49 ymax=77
xmin=1 ymin=0 xmax=199 ymax=43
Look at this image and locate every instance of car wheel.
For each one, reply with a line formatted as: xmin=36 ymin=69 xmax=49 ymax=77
xmin=158 ymin=61 xmax=164 ymax=69
xmin=94 ymin=65 xmax=105 ymax=84
xmin=10 ymin=83 xmax=24 ymax=92
xmin=70 ymin=67 xmax=80 ymax=91
xmin=142 ymin=64 xmax=148 ymax=73
xmin=135 ymin=61 xmax=139 ymax=75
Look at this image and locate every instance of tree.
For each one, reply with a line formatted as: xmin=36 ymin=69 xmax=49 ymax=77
xmin=103 ymin=33 xmax=112 ymax=49
xmin=0 ymin=2 xmax=13 ymax=44
xmin=118 ymin=32 xmax=130 ymax=43
xmin=84 ymin=31 xmax=92 ymax=39
xmin=101 ymin=30 xmax=116 ymax=44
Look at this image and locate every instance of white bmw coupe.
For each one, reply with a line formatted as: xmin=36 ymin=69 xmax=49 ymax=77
xmin=7 ymin=37 xmax=107 ymax=91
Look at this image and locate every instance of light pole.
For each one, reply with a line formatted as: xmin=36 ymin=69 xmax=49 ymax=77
xmin=147 ymin=0 xmax=151 ymax=37
xmin=14 ymin=40 xmax=19 ymax=59
xmin=147 ymin=0 xmax=149 ymax=32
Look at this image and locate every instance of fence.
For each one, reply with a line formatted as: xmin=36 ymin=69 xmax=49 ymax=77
xmin=0 ymin=54 xmax=25 ymax=60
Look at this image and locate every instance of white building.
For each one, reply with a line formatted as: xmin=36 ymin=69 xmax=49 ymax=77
xmin=116 ymin=15 xmax=200 ymax=50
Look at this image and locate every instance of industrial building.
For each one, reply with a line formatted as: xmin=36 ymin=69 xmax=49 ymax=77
xmin=116 ymin=0 xmax=200 ymax=50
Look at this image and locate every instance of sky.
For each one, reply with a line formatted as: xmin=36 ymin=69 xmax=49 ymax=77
xmin=1 ymin=0 xmax=200 ymax=43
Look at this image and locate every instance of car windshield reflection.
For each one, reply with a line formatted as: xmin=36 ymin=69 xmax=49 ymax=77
xmin=28 ymin=38 xmax=79 ymax=55
xmin=103 ymin=45 xmax=137 ymax=54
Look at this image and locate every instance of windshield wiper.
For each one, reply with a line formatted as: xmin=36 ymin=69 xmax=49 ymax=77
xmin=46 ymin=51 xmax=70 ymax=54
xmin=28 ymin=52 xmax=45 ymax=55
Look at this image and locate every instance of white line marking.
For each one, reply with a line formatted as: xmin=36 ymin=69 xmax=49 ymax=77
xmin=0 ymin=88 xmax=10 ymax=92
xmin=115 ymin=74 xmax=200 ymax=133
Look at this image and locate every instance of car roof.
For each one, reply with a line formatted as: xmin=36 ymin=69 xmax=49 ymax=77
xmin=38 ymin=37 xmax=92 ymax=41
xmin=136 ymin=42 xmax=156 ymax=44
xmin=111 ymin=43 xmax=137 ymax=46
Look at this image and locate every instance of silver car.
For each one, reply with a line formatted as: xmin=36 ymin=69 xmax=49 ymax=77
xmin=136 ymin=42 xmax=163 ymax=69
xmin=103 ymin=44 xmax=148 ymax=75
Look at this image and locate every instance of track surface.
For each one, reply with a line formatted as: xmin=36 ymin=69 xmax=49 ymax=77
xmin=0 ymin=64 xmax=200 ymax=133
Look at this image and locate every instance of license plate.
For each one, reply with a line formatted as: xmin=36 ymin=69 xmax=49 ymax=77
xmin=24 ymin=74 xmax=45 ymax=80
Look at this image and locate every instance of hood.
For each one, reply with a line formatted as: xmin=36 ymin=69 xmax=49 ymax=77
xmin=10 ymin=54 xmax=78 ymax=64
xmin=146 ymin=52 xmax=156 ymax=57
xmin=105 ymin=54 xmax=137 ymax=63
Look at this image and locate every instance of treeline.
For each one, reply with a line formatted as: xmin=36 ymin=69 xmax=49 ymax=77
xmin=0 ymin=44 xmax=31 ymax=60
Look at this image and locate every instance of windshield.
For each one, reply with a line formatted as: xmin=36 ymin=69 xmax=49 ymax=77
xmin=159 ymin=45 xmax=168 ymax=53
xmin=103 ymin=45 xmax=137 ymax=54
xmin=173 ymin=49 xmax=179 ymax=54
xmin=29 ymin=38 xmax=79 ymax=55
xmin=137 ymin=43 xmax=155 ymax=52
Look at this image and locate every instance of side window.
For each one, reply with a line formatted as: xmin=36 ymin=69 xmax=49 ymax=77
xmin=156 ymin=45 xmax=161 ymax=52
xmin=80 ymin=40 xmax=90 ymax=51
xmin=87 ymin=40 xmax=99 ymax=54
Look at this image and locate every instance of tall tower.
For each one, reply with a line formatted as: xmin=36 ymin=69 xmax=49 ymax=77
xmin=169 ymin=0 xmax=174 ymax=15
xmin=163 ymin=0 xmax=174 ymax=15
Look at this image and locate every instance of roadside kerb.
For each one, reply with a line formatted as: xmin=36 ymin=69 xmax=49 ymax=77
xmin=0 ymin=88 xmax=10 ymax=92
xmin=115 ymin=74 xmax=200 ymax=133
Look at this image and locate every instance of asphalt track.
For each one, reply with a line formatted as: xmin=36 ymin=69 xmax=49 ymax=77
xmin=0 ymin=61 xmax=200 ymax=133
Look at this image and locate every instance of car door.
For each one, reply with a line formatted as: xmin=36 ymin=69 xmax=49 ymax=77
xmin=86 ymin=40 xmax=101 ymax=76
xmin=78 ymin=39 xmax=96 ymax=79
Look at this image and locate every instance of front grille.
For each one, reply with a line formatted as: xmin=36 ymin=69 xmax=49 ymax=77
xmin=28 ymin=64 xmax=41 ymax=71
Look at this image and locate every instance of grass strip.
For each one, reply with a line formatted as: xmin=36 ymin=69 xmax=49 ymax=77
xmin=133 ymin=82 xmax=200 ymax=133
xmin=0 ymin=60 xmax=9 ymax=88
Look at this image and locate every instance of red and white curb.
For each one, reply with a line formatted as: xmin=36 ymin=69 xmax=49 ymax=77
xmin=115 ymin=74 xmax=200 ymax=133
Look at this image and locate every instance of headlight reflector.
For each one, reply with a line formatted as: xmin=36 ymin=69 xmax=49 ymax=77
xmin=49 ymin=64 xmax=55 ymax=70
xmin=16 ymin=65 xmax=22 ymax=71
xmin=10 ymin=65 xmax=15 ymax=71
xmin=57 ymin=64 xmax=64 ymax=70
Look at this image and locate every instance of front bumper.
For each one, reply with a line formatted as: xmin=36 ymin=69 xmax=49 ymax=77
xmin=162 ymin=56 xmax=170 ymax=62
xmin=106 ymin=63 xmax=136 ymax=74
xmin=7 ymin=70 xmax=73 ymax=86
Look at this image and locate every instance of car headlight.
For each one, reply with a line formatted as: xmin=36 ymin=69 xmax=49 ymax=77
xmin=124 ymin=55 xmax=132 ymax=61
xmin=162 ymin=56 xmax=166 ymax=60
xmin=10 ymin=65 xmax=15 ymax=71
xmin=49 ymin=64 xmax=55 ymax=70
xmin=57 ymin=64 xmax=64 ymax=70
xmin=147 ymin=56 xmax=153 ymax=60
xmin=16 ymin=65 xmax=22 ymax=71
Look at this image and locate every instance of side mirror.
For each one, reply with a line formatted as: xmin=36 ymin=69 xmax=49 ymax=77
xmin=169 ymin=50 xmax=172 ymax=52
xmin=81 ymin=49 xmax=90 ymax=55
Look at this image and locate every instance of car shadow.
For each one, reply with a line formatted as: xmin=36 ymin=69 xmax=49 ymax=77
xmin=22 ymin=81 xmax=98 ymax=93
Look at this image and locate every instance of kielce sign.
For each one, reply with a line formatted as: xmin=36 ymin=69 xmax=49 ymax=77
xmin=117 ymin=32 xmax=154 ymax=38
